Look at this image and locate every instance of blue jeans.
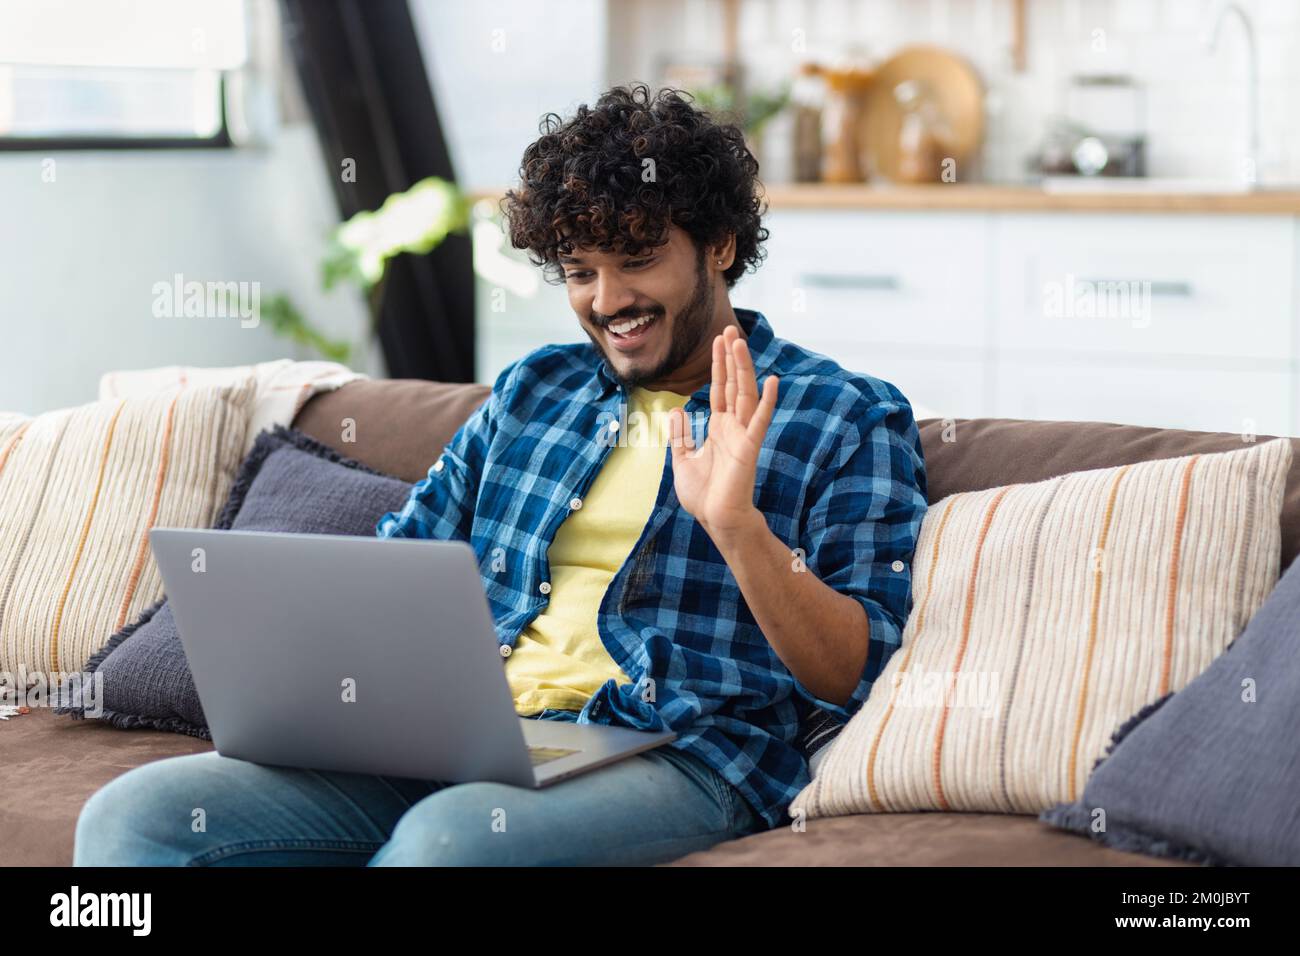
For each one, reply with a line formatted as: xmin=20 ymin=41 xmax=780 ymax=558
xmin=73 ymin=734 xmax=763 ymax=866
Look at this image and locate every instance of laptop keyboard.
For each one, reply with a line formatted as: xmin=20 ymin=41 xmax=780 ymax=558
xmin=528 ymin=745 xmax=579 ymax=766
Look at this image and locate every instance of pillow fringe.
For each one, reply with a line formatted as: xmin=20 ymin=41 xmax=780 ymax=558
xmin=214 ymin=424 xmax=392 ymax=530
xmin=1041 ymin=692 xmax=1231 ymax=867
xmin=79 ymin=707 xmax=212 ymax=740
xmin=53 ymin=595 xmax=169 ymax=719
xmin=1086 ymin=690 xmax=1175 ymax=775
xmin=1038 ymin=801 xmax=1230 ymax=867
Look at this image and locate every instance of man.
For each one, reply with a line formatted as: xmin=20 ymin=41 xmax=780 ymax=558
xmin=73 ymin=84 xmax=927 ymax=866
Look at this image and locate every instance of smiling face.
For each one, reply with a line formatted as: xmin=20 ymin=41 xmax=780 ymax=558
xmin=562 ymin=226 xmax=724 ymax=393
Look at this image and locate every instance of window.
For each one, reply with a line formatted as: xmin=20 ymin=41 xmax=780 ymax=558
xmin=0 ymin=0 xmax=247 ymax=148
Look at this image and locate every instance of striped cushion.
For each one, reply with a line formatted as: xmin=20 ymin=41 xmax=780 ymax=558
xmin=791 ymin=437 xmax=1293 ymax=818
xmin=0 ymin=381 xmax=255 ymax=675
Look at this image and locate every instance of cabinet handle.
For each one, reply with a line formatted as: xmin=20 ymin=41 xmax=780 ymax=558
xmin=800 ymin=273 xmax=902 ymax=291
xmin=1078 ymin=279 xmax=1194 ymax=297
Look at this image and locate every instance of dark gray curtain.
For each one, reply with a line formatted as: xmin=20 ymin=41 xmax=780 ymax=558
xmin=280 ymin=0 xmax=475 ymax=381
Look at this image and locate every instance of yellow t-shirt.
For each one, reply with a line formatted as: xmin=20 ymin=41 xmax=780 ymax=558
xmin=506 ymin=386 xmax=691 ymax=715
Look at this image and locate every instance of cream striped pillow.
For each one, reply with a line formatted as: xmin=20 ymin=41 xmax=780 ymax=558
xmin=792 ymin=437 xmax=1293 ymax=818
xmin=0 ymin=381 xmax=256 ymax=675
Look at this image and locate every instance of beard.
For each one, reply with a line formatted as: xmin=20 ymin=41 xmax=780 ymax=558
xmin=590 ymin=247 xmax=715 ymax=391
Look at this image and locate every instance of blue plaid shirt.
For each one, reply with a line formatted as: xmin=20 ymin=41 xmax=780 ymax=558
xmin=375 ymin=308 xmax=928 ymax=829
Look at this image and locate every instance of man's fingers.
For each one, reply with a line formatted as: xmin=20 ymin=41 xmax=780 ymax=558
xmin=710 ymin=334 xmax=726 ymax=415
xmin=747 ymin=374 xmax=779 ymax=442
xmin=668 ymin=406 xmax=686 ymax=465
xmin=668 ymin=405 xmax=695 ymax=450
xmin=732 ymin=333 xmax=757 ymax=426
xmin=723 ymin=326 xmax=738 ymax=414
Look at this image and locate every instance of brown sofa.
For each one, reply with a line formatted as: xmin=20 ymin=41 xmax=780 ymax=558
xmin=5 ymin=378 xmax=1297 ymax=867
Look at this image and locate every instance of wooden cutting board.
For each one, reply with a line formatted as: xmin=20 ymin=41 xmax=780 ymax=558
xmin=861 ymin=45 xmax=985 ymax=182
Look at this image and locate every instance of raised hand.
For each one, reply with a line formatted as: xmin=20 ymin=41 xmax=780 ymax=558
xmin=668 ymin=324 xmax=779 ymax=544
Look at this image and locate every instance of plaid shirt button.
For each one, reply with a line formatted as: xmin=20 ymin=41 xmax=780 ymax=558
xmin=538 ymin=581 xmax=552 ymax=595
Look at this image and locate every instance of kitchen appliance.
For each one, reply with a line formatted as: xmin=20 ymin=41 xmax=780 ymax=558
xmin=1033 ymin=74 xmax=1146 ymax=178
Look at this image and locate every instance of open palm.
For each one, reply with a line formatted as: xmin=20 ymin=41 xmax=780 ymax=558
xmin=669 ymin=324 xmax=779 ymax=540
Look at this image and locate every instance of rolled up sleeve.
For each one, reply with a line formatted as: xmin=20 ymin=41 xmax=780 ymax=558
xmin=792 ymin=395 xmax=928 ymax=720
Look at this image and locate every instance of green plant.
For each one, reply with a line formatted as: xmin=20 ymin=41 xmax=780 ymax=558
xmin=265 ymin=176 xmax=469 ymax=365
xmin=260 ymin=294 xmax=352 ymax=363
xmin=691 ymin=82 xmax=790 ymax=137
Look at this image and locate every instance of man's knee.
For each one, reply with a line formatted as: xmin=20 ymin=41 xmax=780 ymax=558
xmin=372 ymin=783 xmax=530 ymax=866
xmin=74 ymin=756 xmax=209 ymax=866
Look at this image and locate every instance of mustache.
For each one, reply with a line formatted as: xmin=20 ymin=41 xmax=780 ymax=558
xmin=590 ymin=306 xmax=663 ymax=329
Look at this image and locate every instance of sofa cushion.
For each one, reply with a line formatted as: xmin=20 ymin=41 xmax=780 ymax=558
xmin=55 ymin=425 xmax=410 ymax=737
xmin=1039 ymin=551 xmax=1300 ymax=866
xmin=0 ymin=380 xmax=256 ymax=677
xmin=3 ymin=375 xmax=1281 ymax=868
xmin=663 ymin=809 xmax=1194 ymax=866
xmin=292 ymin=378 xmax=491 ymax=484
xmin=0 ymin=706 xmax=1187 ymax=868
xmin=0 ymin=707 xmax=213 ymax=867
xmin=790 ymin=438 xmax=1293 ymax=818
xmin=917 ymin=418 xmax=1300 ymax=575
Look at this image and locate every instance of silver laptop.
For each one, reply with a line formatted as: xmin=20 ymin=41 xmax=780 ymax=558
xmin=149 ymin=528 xmax=675 ymax=788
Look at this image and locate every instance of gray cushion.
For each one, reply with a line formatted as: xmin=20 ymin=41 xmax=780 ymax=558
xmin=1039 ymin=555 xmax=1300 ymax=865
xmin=55 ymin=425 xmax=411 ymax=737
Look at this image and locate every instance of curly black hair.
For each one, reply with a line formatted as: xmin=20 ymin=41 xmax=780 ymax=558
xmin=501 ymin=83 xmax=767 ymax=289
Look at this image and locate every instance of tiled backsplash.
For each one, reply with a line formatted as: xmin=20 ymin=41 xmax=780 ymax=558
xmin=607 ymin=0 xmax=1300 ymax=185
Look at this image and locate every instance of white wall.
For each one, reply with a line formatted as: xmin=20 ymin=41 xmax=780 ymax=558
xmin=0 ymin=0 xmax=612 ymax=416
xmin=410 ymin=0 xmax=608 ymax=192
xmin=0 ymin=32 xmax=375 ymax=421
xmin=0 ymin=121 xmax=374 ymax=416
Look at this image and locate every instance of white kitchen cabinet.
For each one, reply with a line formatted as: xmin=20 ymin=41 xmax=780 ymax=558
xmin=993 ymin=214 xmax=1295 ymax=362
xmin=837 ymin=351 xmax=989 ymax=420
xmin=732 ymin=209 xmax=992 ymax=417
xmin=994 ymin=356 xmax=1295 ymax=436
xmin=748 ymin=324 xmax=990 ymax=418
xmin=739 ymin=210 xmax=990 ymax=350
xmin=478 ymin=206 xmax=1300 ymax=436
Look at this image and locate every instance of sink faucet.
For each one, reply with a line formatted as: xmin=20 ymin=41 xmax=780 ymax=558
xmin=1202 ymin=0 xmax=1259 ymax=187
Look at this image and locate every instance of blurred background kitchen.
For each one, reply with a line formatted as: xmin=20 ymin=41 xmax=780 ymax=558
xmin=4 ymin=0 xmax=1299 ymax=436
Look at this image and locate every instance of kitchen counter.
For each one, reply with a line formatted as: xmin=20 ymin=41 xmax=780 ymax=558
xmin=755 ymin=183 xmax=1300 ymax=214
xmin=471 ymin=184 xmax=1300 ymax=215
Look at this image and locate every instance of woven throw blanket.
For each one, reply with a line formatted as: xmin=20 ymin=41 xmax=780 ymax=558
xmin=99 ymin=358 xmax=367 ymax=455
